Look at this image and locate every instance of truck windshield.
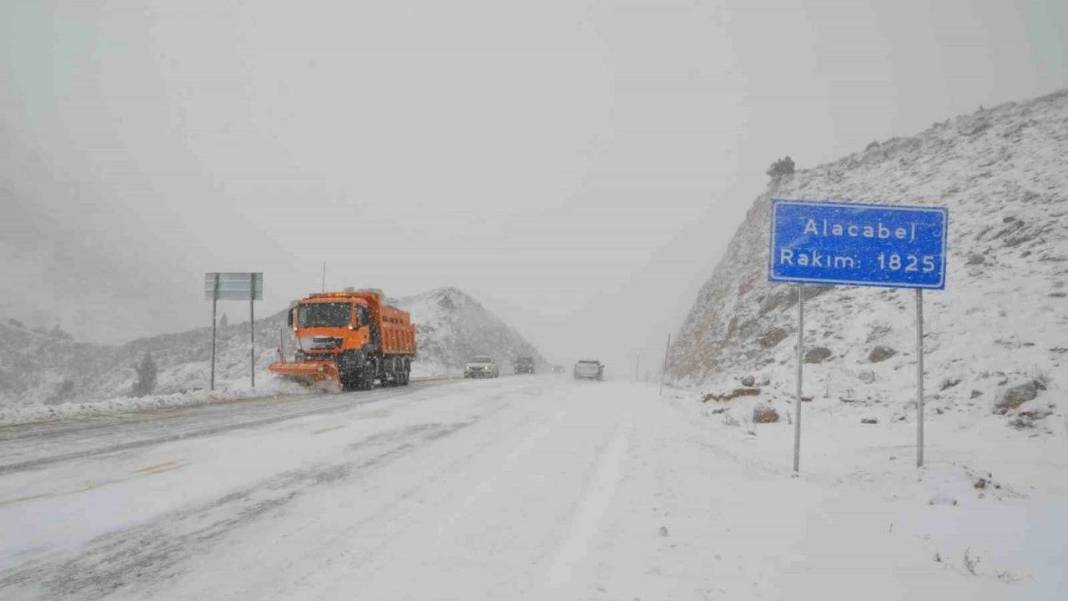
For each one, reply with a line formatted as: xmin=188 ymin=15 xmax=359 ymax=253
xmin=297 ymin=303 xmax=351 ymax=328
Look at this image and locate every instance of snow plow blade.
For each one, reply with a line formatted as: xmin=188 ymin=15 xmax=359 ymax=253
xmin=268 ymin=361 xmax=340 ymax=389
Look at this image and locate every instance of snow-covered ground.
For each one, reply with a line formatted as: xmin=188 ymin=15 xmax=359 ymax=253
xmin=0 ymin=286 xmax=541 ymax=418
xmin=2 ymin=376 xmax=1063 ymax=599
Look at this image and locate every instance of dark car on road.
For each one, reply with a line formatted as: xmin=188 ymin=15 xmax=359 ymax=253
xmin=514 ymin=356 xmax=536 ymax=375
xmin=573 ymin=359 xmax=604 ymax=381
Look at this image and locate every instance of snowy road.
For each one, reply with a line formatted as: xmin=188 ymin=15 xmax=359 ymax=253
xmin=0 ymin=381 xmax=448 ymax=475
xmin=0 ymin=377 xmax=1059 ymax=600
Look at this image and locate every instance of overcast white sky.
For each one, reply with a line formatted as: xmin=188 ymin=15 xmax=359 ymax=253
xmin=2 ymin=0 xmax=1067 ymax=369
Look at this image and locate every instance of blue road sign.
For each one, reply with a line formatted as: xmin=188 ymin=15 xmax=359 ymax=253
xmin=769 ymin=199 xmax=948 ymax=289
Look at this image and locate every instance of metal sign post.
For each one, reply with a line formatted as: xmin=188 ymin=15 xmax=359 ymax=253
xmin=205 ymin=273 xmax=263 ymax=391
xmin=915 ymin=289 xmax=924 ymax=467
xmin=768 ymin=199 xmax=947 ymax=472
xmin=794 ymin=285 xmax=804 ymax=473
xmin=210 ymin=274 xmax=219 ymax=391
xmin=250 ymin=273 xmax=256 ymax=388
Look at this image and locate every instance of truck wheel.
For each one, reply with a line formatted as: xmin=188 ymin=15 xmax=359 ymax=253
xmin=338 ymin=352 xmax=362 ymax=391
xmin=357 ymin=359 xmax=376 ymax=391
xmin=357 ymin=369 xmax=374 ymax=391
xmin=340 ymin=371 xmax=357 ymax=391
xmin=383 ymin=358 xmax=395 ymax=387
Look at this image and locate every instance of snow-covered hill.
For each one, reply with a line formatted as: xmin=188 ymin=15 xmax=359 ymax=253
xmin=391 ymin=287 xmax=543 ymax=377
xmin=0 ymin=286 xmax=542 ymax=420
xmin=669 ymin=89 xmax=1067 ymax=429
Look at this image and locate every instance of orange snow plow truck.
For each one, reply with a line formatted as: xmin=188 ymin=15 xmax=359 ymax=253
xmin=269 ymin=289 xmax=416 ymax=391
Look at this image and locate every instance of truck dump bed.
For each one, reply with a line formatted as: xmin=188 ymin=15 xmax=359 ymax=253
xmin=379 ymin=304 xmax=416 ymax=356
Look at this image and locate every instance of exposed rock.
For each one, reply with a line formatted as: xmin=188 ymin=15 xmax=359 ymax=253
xmin=804 ymin=347 xmax=833 ymax=364
xmin=1009 ymin=415 xmax=1037 ymax=429
xmin=940 ymin=377 xmax=962 ymax=391
xmin=928 ymin=494 xmax=958 ymax=506
xmin=740 ymin=375 xmax=756 ymax=387
xmin=861 ymin=418 xmax=879 ymax=424
xmin=703 ymin=388 xmax=761 ymax=402
xmin=858 ymin=370 xmax=876 ymax=384
xmin=865 ymin=323 xmax=892 ymax=344
xmin=1018 ymin=407 xmax=1053 ymax=421
xmin=752 ymin=404 xmax=780 ymax=424
xmin=757 ymin=327 xmax=789 ymax=349
xmin=868 ymin=345 xmax=897 ymax=363
xmin=966 ymin=253 xmax=986 ymax=265
xmin=993 ymin=379 xmax=1047 ymax=414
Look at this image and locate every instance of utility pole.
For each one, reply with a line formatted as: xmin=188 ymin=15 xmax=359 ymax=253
xmin=321 ymin=262 xmax=326 ymax=292
xmin=659 ymin=334 xmax=671 ymax=396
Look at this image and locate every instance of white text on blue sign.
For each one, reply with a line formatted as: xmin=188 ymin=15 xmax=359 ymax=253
xmin=768 ymin=199 xmax=948 ymax=289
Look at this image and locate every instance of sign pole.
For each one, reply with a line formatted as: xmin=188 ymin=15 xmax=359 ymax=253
xmin=916 ymin=289 xmax=924 ymax=467
xmin=794 ymin=285 xmax=804 ymax=473
xmin=250 ymin=273 xmax=256 ymax=389
xmin=210 ymin=273 xmax=219 ymax=391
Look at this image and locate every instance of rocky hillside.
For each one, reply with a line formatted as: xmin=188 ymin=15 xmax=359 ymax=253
xmin=669 ymin=89 xmax=1067 ymax=425
xmin=0 ymin=286 xmax=542 ymax=411
xmin=391 ymin=287 xmax=543 ymax=375
xmin=0 ymin=310 xmax=292 ymax=411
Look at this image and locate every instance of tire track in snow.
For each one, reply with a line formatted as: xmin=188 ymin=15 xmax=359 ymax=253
xmin=433 ymin=408 xmax=568 ymax=539
xmin=0 ymin=382 xmax=449 ymax=475
xmin=543 ymin=411 xmax=632 ymax=589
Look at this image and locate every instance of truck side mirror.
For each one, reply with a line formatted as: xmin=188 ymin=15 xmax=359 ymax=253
xmin=287 ymin=309 xmax=294 ymax=328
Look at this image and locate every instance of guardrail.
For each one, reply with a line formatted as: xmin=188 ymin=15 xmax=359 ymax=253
xmin=410 ymin=375 xmax=463 ymax=383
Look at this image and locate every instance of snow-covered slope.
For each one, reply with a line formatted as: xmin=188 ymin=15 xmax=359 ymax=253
xmin=391 ymin=287 xmax=543 ymax=376
xmin=0 ymin=286 xmax=542 ymax=418
xmin=669 ymin=89 xmax=1067 ymax=426
xmin=0 ymin=310 xmax=295 ymax=413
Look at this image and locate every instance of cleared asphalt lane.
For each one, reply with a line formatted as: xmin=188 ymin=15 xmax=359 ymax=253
xmin=0 ymin=380 xmax=454 ymax=475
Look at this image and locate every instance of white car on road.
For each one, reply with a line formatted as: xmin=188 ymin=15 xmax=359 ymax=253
xmin=464 ymin=356 xmax=500 ymax=379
